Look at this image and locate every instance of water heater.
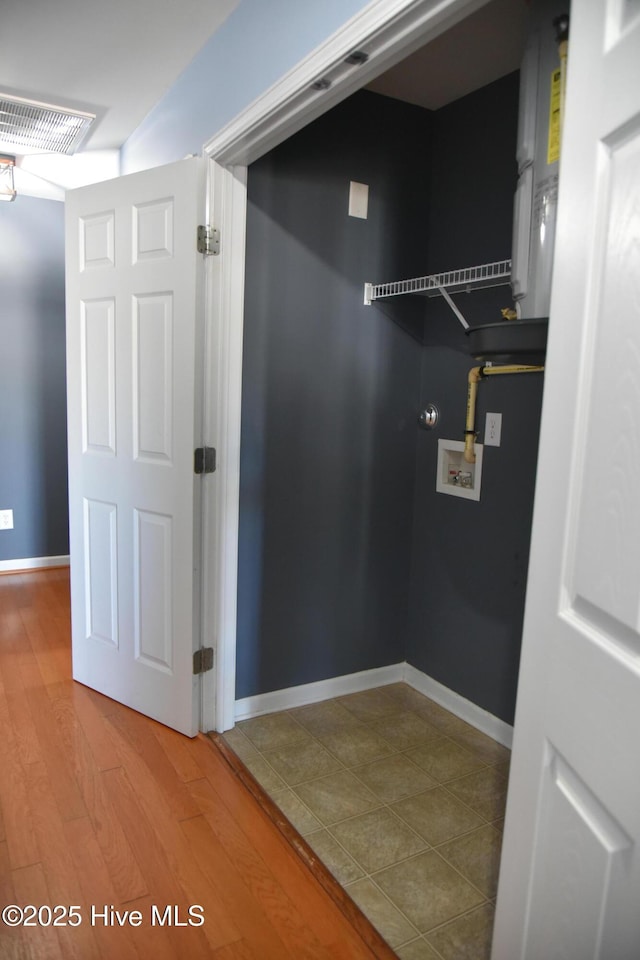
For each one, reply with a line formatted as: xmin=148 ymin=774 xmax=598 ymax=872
xmin=511 ymin=0 xmax=569 ymax=321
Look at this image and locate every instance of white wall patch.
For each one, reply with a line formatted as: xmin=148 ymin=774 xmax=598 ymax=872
xmin=348 ymin=180 xmax=369 ymax=219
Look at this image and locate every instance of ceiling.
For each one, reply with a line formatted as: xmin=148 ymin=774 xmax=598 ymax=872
xmin=0 ymin=0 xmax=239 ymax=156
xmin=0 ymin=0 xmax=527 ymax=198
xmin=368 ymin=0 xmax=528 ymax=111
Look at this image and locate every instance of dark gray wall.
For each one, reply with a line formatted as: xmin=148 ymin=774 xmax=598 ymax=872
xmin=238 ymin=75 xmax=543 ymax=723
xmin=0 ymin=196 xmax=69 ymax=562
xmin=407 ymin=73 xmax=544 ymax=724
xmin=238 ymin=92 xmax=431 ymax=698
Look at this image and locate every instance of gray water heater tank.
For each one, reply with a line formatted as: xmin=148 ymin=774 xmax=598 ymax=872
xmin=511 ymin=0 xmax=569 ymax=321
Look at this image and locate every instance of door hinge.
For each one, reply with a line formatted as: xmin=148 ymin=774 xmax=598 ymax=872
xmin=197 ymin=224 xmax=220 ymax=256
xmin=193 ymin=647 xmax=214 ymax=675
xmin=194 ymin=446 xmax=216 ymax=475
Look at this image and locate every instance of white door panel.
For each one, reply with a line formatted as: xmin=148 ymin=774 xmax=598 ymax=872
xmin=493 ymin=3 xmax=640 ymax=957
xmin=66 ymin=158 xmax=205 ymax=737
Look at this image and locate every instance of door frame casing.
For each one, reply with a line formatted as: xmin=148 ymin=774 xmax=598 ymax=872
xmin=200 ymin=0 xmax=500 ymax=732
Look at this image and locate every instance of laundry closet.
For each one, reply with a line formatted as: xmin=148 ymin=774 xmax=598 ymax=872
xmin=236 ymin=0 xmax=548 ymax=728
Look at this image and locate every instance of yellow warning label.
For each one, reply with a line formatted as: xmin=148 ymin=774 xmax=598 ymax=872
xmin=547 ymin=68 xmax=562 ymax=165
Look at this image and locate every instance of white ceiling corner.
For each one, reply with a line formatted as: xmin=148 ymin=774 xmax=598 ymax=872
xmin=0 ymin=0 xmax=239 ymax=189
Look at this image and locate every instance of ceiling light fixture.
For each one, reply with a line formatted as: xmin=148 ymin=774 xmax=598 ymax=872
xmin=0 ymin=154 xmax=16 ymax=202
xmin=0 ymin=93 xmax=95 ymax=155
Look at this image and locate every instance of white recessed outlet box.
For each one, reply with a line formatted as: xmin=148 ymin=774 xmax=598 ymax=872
xmin=0 ymin=509 xmax=14 ymax=530
xmin=436 ymin=439 xmax=483 ymax=501
xmin=348 ymin=180 xmax=369 ymax=219
xmin=485 ymin=411 xmax=502 ymax=446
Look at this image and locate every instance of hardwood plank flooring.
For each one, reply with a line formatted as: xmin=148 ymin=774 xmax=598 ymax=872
xmin=0 ymin=569 xmax=393 ymax=959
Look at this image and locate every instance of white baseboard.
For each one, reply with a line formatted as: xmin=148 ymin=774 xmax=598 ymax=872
xmin=403 ymin=663 xmax=513 ymax=749
xmin=233 ymin=660 xmax=513 ymax=749
xmin=233 ymin=663 xmax=405 ymax=723
xmin=0 ymin=555 xmax=70 ymax=574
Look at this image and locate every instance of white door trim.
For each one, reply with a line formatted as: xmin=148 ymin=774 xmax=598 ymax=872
xmin=205 ymin=0 xmax=488 ymax=167
xmin=201 ymin=0 xmax=493 ymax=732
xmin=202 ymin=161 xmax=248 ymax=733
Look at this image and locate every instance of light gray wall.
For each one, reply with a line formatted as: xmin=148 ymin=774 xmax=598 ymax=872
xmin=0 ymin=196 xmax=68 ymax=563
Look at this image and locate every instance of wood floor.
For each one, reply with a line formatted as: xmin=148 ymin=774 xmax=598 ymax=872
xmin=0 ymin=568 xmax=393 ymax=960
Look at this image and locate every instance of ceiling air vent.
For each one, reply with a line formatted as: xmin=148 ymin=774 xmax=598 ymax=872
xmin=0 ymin=93 xmax=95 ymax=155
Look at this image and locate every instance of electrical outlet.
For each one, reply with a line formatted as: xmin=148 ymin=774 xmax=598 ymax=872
xmin=0 ymin=509 xmax=14 ymax=530
xmin=485 ymin=412 xmax=502 ymax=447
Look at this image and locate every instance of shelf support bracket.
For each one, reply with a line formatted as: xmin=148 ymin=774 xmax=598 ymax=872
xmin=438 ymin=285 xmax=469 ymax=330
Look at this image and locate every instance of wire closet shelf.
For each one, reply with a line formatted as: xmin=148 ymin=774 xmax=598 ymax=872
xmin=364 ymin=259 xmax=512 ymax=305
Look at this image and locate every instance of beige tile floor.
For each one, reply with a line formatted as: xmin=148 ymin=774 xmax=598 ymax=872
xmin=223 ymin=683 xmax=510 ymax=959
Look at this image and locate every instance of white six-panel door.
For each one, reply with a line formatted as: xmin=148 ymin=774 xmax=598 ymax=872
xmin=65 ymin=157 xmax=205 ymax=736
xmin=493 ymin=2 xmax=640 ymax=956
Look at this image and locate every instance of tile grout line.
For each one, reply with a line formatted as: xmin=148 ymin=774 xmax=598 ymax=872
xmin=230 ymin=687 xmax=507 ymax=956
xmin=347 ymin=875 xmax=422 ymax=948
xmin=239 ymin=703 xmax=505 ymax=851
xmin=395 ymin=895 xmax=497 ymax=958
xmin=236 ymin=715 xmax=506 ymax=841
xmin=356 ymin=857 xmax=491 ymax=950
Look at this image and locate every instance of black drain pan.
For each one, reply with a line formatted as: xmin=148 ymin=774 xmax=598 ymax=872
xmin=465 ymin=318 xmax=548 ymax=364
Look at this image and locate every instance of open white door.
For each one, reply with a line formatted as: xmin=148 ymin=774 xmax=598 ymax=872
xmin=493 ymin=2 xmax=640 ymax=956
xmin=65 ymin=157 xmax=205 ymax=737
